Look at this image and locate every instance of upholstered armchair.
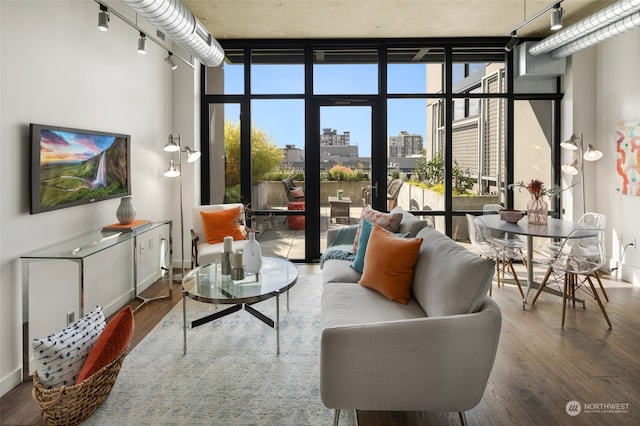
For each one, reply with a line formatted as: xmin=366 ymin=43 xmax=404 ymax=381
xmin=190 ymin=203 xmax=248 ymax=268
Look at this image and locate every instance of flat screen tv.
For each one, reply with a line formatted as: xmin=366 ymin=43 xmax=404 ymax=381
xmin=30 ymin=123 xmax=131 ymax=214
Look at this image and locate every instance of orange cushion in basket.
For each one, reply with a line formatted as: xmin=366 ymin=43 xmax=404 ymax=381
xmin=200 ymin=207 xmax=247 ymax=244
xmin=76 ymin=305 xmax=134 ymax=383
xmin=358 ymin=224 xmax=423 ymax=305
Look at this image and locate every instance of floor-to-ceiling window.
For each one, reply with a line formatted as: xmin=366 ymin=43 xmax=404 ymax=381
xmin=201 ymin=40 xmax=563 ymax=262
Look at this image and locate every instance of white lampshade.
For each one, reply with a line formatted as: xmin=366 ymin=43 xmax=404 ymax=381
xmin=561 ymin=159 xmax=579 ymax=175
xmin=163 ymin=160 xmax=180 ymax=177
xmin=583 ymin=144 xmax=603 ymax=161
xmin=163 ymin=135 xmax=180 ymax=152
xmin=185 ymin=146 xmax=201 ymax=163
xmin=560 ymin=134 xmax=579 ymax=150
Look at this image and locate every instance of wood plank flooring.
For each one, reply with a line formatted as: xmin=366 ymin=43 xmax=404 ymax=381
xmin=2 ymin=264 xmax=639 ymax=425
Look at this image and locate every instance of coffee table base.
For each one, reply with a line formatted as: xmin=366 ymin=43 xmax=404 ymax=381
xmin=183 ymin=291 xmax=289 ymax=355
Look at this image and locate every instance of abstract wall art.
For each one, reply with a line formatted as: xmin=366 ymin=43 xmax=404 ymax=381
xmin=616 ymin=120 xmax=640 ymax=196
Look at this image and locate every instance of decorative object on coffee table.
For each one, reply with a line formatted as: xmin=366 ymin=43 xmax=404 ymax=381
xmin=243 ymin=231 xmax=262 ymax=274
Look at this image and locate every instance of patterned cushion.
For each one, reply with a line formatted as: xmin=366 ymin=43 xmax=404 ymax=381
xmin=32 ymin=306 xmax=106 ymax=389
xmin=351 ymin=207 xmax=402 ymax=254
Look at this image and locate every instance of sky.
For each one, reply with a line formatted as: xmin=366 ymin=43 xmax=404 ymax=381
xmin=40 ymin=130 xmax=115 ymax=164
xmin=221 ymin=63 xmax=438 ymax=157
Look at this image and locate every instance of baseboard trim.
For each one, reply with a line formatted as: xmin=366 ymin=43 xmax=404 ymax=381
xmin=0 ymin=367 xmax=23 ymax=398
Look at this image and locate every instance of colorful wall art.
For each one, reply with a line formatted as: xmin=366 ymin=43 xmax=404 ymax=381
xmin=616 ymin=121 xmax=640 ymax=196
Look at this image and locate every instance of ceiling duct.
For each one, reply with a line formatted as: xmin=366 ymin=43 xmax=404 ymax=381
xmin=529 ymin=0 xmax=640 ymax=57
xmin=548 ymin=10 xmax=640 ymax=58
xmin=122 ymin=0 xmax=224 ymax=67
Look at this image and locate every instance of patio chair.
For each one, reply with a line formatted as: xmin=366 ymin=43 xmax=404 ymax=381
xmin=282 ymin=177 xmax=305 ymax=202
xmin=386 ymin=178 xmax=403 ymax=209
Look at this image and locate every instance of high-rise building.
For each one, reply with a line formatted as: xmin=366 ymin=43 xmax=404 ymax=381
xmin=321 ymin=128 xmax=350 ymax=146
xmin=388 ymin=131 xmax=424 ymax=157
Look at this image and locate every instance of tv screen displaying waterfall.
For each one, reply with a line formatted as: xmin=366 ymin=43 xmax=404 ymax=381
xmin=29 ymin=123 xmax=131 ymax=214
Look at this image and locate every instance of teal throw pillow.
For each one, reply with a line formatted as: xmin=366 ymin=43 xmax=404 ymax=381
xmin=350 ymin=219 xmax=409 ymax=273
xmin=350 ymin=219 xmax=374 ymax=273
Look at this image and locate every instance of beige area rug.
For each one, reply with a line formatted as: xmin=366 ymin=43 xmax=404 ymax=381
xmin=85 ymin=267 xmax=356 ymax=425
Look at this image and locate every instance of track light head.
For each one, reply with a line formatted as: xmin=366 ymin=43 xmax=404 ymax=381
xmin=165 ymin=53 xmax=178 ymax=70
xmin=505 ymin=33 xmax=519 ymax=52
xmin=98 ymin=5 xmax=109 ymax=32
xmin=550 ymin=4 xmax=563 ymax=31
xmin=137 ymin=32 xmax=147 ymax=54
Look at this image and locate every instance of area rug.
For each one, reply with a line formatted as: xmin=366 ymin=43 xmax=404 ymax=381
xmin=85 ymin=268 xmax=356 ymax=425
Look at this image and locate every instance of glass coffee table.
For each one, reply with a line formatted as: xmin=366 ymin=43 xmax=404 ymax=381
xmin=182 ymin=256 xmax=298 ymax=354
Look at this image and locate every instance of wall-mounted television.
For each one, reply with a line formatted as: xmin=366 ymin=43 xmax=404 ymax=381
xmin=30 ymin=123 xmax=131 ymax=214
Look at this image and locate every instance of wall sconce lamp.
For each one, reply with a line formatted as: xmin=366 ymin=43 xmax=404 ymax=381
xmin=550 ymin=4 xmax=564 ymax=31
xmin=98 ymin=4 xmax=109 ymax=32
xmin=163 ymin=135 xmax=201 ymax=281
xmin=137 ymin=32 xmax=147 ymax=54
xmin=561 ymin=132 xmax=603 ymax=214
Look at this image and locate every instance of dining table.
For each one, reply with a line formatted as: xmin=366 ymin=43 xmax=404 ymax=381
xmin=477 ymin=215 xmax=592 ymax=309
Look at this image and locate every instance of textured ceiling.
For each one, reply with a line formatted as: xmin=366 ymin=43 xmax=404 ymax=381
xmin=182 ymin=0 xmax=616 ymax=40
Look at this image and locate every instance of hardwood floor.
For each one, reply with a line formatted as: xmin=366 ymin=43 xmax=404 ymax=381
xmin=2 ymin=265 xmax=640 ymax=425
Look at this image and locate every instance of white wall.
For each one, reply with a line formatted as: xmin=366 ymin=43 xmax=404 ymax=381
xmin=0 ymin=0 xmax=196 ymax=395
xmin=594 ymin=29 xmax=640 ymax=284
xmin=562 ymin=29 xmax=640 ymax=284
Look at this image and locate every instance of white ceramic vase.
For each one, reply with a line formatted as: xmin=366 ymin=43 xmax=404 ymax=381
xmin=116 ymin=196 xmax=136 ymax=225
xmin=243 ymin=232 xmax=262 ymax=274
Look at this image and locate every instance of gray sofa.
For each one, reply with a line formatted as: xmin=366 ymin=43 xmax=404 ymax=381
xmin=320 ymin=214 xmax=502 ymax=425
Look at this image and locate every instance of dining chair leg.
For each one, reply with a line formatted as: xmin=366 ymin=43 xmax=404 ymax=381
xmin=507 ymin=260 xmax=524 ymax=298
xmin=586 ymin=276 xmax=612 ymax=329
xmin=531 ymin=265 xmax=553 ymax=305
xmin=562 ymin=274 xmax=569 ymax=327
xmin=571 ymin=273 xmax=577 ymax=307
xmin=495 ymin=259 xmax=501 ymax=288
xmin=593 ymin=270 xmax=609 ymax=302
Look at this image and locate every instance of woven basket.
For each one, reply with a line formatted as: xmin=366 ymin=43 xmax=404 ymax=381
xmin=32 ymin=349 xmax=128 ymax=426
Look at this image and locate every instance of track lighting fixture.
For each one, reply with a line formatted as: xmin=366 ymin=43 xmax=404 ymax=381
xmin=137 ymin=32 xmax=147 ymax=54
xmin=550 ymin=4 xmax=564 ymax=31
xmin=98 ymin=4 xmax=109 ymax=32
xmin=165 ymin=53 xmax=178 ymax=70
xmin=505 ymin=32 xmax=519 ymax=52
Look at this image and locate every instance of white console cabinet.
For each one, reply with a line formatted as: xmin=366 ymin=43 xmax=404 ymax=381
xmin=21 ymin=220 xmax=172 ymax=379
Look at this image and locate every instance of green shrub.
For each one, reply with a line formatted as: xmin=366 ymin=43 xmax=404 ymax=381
xmin=323 ymin=164 xmax=367 ymax=181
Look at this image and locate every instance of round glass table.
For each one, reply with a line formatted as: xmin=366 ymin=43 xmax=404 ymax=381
xmin=182 ymin=256 xmax=298 ymax=354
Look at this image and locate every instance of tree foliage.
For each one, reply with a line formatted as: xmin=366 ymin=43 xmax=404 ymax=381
xmin=414 ymin=151 xmax=472 ymax=195
xmin=224 ymin=121 xmax=283 ymax=186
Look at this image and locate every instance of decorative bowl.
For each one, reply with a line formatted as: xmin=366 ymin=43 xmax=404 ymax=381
xmin=499 ymin=209 xmax=525 ymax=223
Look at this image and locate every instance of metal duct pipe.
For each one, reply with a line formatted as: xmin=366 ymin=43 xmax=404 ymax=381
xmin=529 ymin=0 xmax=640 ymax=56
xmin=549 ymin=9 xmax=640 ymax=58
xmin=122 ymin=0 xmax=224 ymax=67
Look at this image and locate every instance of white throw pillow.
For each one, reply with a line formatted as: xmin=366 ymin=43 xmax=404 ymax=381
xmin=32 ymin=306 xmax=106 ymax=389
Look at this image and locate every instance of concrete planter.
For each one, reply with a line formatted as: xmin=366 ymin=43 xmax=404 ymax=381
xmin=397 ymin=183 xmax=499 ymax=241
xmin=251 ymin=181 xmax=369 ymax=209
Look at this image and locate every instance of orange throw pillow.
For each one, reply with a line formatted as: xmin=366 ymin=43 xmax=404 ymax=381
xmin=200 ymin=207 xmax=247 ymax=244
xmin=76 ymin=306 xmax=134 ymax=383
xmin=359 ymin=224 xmax=423 ymax=304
